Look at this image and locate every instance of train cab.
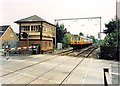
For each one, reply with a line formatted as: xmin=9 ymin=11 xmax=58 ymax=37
xmin=70 ymin=35 xmax=82 ymax=44
xmin=70 ymin=34 xmax=93 ymax=49
xmin=70 ymin=35 xmax=82 ymax=49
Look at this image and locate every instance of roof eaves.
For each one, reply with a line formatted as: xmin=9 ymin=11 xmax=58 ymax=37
xmin=14 ymin=15 xmax=46 ymax=23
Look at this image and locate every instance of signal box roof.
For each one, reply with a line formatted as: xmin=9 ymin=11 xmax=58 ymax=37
xmin=15 ymin=15 xmax=55 ymax=26
xmin=15 ymin=15 xmax=46 ymax=23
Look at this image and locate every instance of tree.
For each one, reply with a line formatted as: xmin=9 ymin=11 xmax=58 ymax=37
xmin=99 ymin=19 xmax=119 ymax=60
xmin=88 ymin=35 xmax=97 ymax=43
xmin=56 ymin=23 xmax=71 ymax=48
xmin=56 ymin=23 xmax=66 ymax=43
xmin=103 ymin=20 xmax=116 ymax=35
xmin=79 ymin=32 xmax=84 ymax=36
xmin=62 ymin=32 xmax=71 ymax=48
xmin=102 ymin=19 xmax=120 ymax=47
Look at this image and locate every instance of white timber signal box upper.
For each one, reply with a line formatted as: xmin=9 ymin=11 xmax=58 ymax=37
xmin=15 ymin=15 xmax=56 ymax=41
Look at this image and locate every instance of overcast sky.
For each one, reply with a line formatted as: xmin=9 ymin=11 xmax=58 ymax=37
xmin=0 ymin=0 xmax=118 ymax=39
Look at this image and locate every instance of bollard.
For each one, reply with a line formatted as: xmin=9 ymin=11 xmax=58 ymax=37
xmin=103 ymin=67 xmax=109 ymax=86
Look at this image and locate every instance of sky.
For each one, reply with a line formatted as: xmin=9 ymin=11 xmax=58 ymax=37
xmin=0 ymin=0 xmax=118 ymax=39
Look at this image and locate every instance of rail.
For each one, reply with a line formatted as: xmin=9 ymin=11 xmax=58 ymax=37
xmin=59 ymin=45 xmax=98 ymax=85
xmin=57 ymin=48 xmax=73 ymax=54
xmin=74 ymin=45 xmax=98 ymax=57
xmin=0 ymin=55 xmax=57 ymax=77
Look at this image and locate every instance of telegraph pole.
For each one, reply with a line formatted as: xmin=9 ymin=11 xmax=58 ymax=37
xmin=99 ymin=17 xmax=102 ymax=40
xmin=54 ymin=21 xmax=57 ymax=49
xmin=116 ymin=0 xmax=120 ymax=83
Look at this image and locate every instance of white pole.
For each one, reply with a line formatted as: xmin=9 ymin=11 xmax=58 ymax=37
xmin=28 ymin=32 xmax=29 ymax=46
xmin=54 ymin=20 xmax=57 ymax=49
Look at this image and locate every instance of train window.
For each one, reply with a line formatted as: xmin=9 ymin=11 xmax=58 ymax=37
xmin=78 ymin=37 xmax=80 ymax=41
xmin=72 ymin=37 xmax=74 ymax=40
xmin=73 ymin=37 xmax=78 ymax=41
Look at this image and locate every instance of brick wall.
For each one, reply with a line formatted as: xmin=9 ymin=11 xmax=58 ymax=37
xmin=20 ymin=40 xmax=53 ymax=53
xmin=1 ymin=26 xmax=18 ymax=46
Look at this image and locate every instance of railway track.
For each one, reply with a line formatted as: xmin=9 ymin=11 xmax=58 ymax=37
xmin=25 ymin=45 xmax=98 ymax=85
xmin=2 ymin=45 xmax=98 ymax=84
xmin=24 ymin=45 xmax=98 ymax=85
xmin=57 ymin=44 xmax=98 ymax=57
xmin=1 ymin=47 xmax=83 ymax=75
xmin=1 ymin=50 xmax=78 ymax=78
xmin=24 ymin=57 xmax=78 ymax=85
xmin=57 ymin=49 xmax=74 ymax=55
xmin=74 ymin=45 xmax=98 ymax=57
xmin=59 ymin=44 xmax=98 ymax=85
xmin=1 ymin=55 xmax=58 ymax=77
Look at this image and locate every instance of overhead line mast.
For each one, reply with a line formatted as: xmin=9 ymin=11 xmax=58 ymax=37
xmin=55 ymin=17 xmax=101 ymax=21
xmin=54 ymin=17 xmax=102 ymax=48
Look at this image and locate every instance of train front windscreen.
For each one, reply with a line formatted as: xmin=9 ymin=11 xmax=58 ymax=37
xmin=72 ymin=36 xmax=80 ymax=41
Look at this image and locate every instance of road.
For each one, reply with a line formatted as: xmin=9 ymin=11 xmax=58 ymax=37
xmin=0 ymin=54 xmax=119 ymax=85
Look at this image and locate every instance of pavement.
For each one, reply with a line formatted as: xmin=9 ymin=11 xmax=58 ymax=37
xmin=0 ymin=54 xmax=119 ymax=85
xmin=111 ymin=61 xmax=120 ymax=84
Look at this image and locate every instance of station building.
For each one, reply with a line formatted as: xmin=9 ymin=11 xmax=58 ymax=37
xmin=15 ymin=15 xmax=56 ymax=54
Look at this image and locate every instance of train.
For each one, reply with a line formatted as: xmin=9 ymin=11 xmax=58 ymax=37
xmin=70 ymin=35 xmax=93 ymax=49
